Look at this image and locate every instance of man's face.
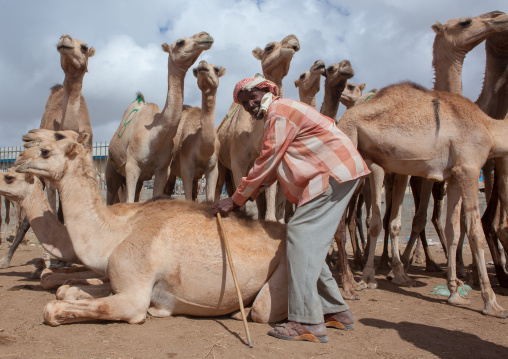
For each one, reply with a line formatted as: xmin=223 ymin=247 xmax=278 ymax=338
xmin=238 ymin=88 xmax=268 ymax=120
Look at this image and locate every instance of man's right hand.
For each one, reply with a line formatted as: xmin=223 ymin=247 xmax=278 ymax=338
xmin=212 ymin=197 xmax=240 ymax=217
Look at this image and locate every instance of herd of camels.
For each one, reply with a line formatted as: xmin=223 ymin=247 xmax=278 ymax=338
xmin=1 ymin=10 xmax=508 ymax=326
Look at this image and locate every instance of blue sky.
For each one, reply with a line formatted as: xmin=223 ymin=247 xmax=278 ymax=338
xmin=0 ymin=0 xmax=505 ymax=146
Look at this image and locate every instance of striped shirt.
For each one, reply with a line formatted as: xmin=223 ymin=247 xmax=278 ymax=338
xmin=232 ymin=97 xmax=370 ymax=207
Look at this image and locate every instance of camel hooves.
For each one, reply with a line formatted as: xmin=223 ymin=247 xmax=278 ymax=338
xmin=425 ymin=261 xmax=443 ymax=272
xmin=0 ymin=256 xmax=11 ymax=269
xmin=447 ymin=293 xmax=472 ymax=306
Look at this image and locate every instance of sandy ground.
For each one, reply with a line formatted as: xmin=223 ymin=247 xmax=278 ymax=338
xmin=0 ymin=192 xmax=507 ymax=359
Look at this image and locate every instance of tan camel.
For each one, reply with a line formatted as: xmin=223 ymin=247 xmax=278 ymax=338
xmin=15 ymin=131 xmax=291 ymax=326
xmin=165 ymin=60 xmax=226 ymax=201
xmin=0 ymin=197 xmax=13 ymax=244
xmin=294 ymin=60 xmax=325 ymax=108
xmin=0 ymin=166 xmax=105 ymax=290
xmin=339 ymin=81 xmax=508 ymax=318
xmin=398 ymin=11 xmax=508 ymax=278
xmin=340 ymin=82 xmax=366 ymax=109
xmin=106 ymin=32 xmax=213 ymax=204
xmin=319 ymin=60 xmax=355 ymax=121
xmin=215 ymin=35 xmax=300 ymax=221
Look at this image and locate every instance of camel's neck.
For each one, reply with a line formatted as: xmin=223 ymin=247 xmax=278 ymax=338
xmin=19 ymin=183 xmax=80 ymax=263
xmin=264 ymin=73 xmax=284 ymax=97
xmin=320 ymin=80 xmax=347 ymax=119
xmin=298 ymin=91 xmax=317 ymax=108
xmin=158 ymin=66 xmax=186 ymax=150
xmin=432 ymin=46 xmax=465 ymax=94
xmin=61 ymin=74 xmax=85 ymax=132
xmin=55 ymin=155 xmax=130 ymax=275
xmin=475 ymin=44 xmax=508 ymax=119
xmin=200 ymin=89 xmax=217 ymax=158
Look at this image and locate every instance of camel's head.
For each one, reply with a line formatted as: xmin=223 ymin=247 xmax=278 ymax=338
xmin=0 ymin=169 xmax=38 ymax=203
xmin=161 ymin=32 xmax=214 ymax=71
xmin=432 ymin=11 xmax=508 ymax=53
xmin=486 ymin=29 xmax=508 ymax=56
xmin=340 ymin=82 xmax=366 ymax=109
xmin=323 ymin=60 xmax=355 ymax=87
xmin=294 ymin=60 xmax=325 ymax=96
xmin=57 ymin=34 xmax=95 ymax=75
xmin=193 ymin=60 xmax=226 ymax=92
xmin=22 ymin=129 xmax=80 ymax=149
xmin=252 ymin=34 xmax=300 ymax=82
xmin=15 ymin=131 xmax=90 ymax=181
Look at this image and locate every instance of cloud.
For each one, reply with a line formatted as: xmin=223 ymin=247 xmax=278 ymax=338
xmin=0 ymin=0 xmax=505 ymax=146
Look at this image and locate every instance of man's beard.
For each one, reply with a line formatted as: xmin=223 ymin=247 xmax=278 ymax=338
xmin=249 ymin=106 xmax=264 ymax=120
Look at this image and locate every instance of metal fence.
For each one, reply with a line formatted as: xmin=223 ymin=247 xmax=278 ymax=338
xmin=0 ymin=142 xmax=110 ymax=190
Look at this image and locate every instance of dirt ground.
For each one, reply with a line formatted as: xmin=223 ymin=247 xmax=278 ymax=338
xmin=1 ymin=193 xmax=507 ymax=359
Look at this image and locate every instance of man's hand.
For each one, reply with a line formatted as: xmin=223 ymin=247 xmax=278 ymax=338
xmin=212 ymin=197 xmax=239 ymax=217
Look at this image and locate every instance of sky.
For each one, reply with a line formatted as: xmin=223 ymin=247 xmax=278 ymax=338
xmin=0 ymin=0 xmax=506 ymax=147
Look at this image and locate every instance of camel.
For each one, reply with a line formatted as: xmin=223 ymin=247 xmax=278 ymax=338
xmin=0 ymin=167 xmax=106 ymax=289
xmin=165 ymin=60 xmax=226 ymax=201
xmin=398 ymin=11 xmax=508 ymax=279
xmin=1 ymin=197 xmax=13 ymax=244
xmin=339 ymin=81 xmax=508 ymax=318
xmin=340 ymin=82 xmax=366 ymax=109
xmin=215 ymin=35 xmax=300 ymax=221
xmin=319 ymin=60 xmax=355 ymax=121
xmin=106 ymin=32 xmax=213 ymax=204
xmin=293 ymin=60 xmax=325 ymax=108
xmin=14 ymin=131 xmax=291 ymax=326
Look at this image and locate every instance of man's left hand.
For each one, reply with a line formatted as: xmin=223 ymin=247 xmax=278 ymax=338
xmin=212 ymin=197 xmax=239 ymax=217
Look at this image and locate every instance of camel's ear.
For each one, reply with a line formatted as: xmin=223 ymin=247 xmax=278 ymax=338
xmin=88 ymin=47 xmax=96 ymax=58
xmin=431 ymin=22 xmax=444 ymax=34
xmin=77 ymin=133 xmax=90 ymax=145
xmin=218 ymin=67 xmax=226 ymax=77
xmin=24 ymin=173 xmax=35 ymax=184
xmin=252 ymin=47 xmax=263 ymax=60
xmin=65 ymin=142 xmax=79 ymax=156
xmin=193 ymin=67 xmax=198 ymax=78
xmin=161 ymin=43 xmax=171 ymax=53
xmin=360 ymin=83 xmax=366 ymax=91
xmin=294 ymin=79 xmax=299 ymax=88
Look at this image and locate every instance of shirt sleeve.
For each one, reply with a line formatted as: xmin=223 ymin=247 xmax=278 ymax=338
xmin=232 ymin=113 xmax=298 ymax=206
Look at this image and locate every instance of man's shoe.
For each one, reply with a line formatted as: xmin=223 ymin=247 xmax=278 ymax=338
xmin=324 ymin=309 xmax=354 ymax=330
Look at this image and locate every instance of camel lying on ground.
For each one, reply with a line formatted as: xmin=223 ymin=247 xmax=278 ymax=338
xmin=15 ymin=131 xmax=289 ymax=326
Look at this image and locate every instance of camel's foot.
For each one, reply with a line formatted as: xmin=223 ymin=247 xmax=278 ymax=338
xmin=482 ymin=302 xmax=507 ymax=319
xmin=231 ymin=307 xmax=252 ymax=321
xmin=447 ymin=292 xmax=472 ymax=306
xmin=413 ymin=250 xmax=424 ymax=265
xmin=388 ymin=263 xmax=415 ymax=287
xmin=359 ymin=266 xmax=378 ymax=289
xmin=63 ymin=278 xmax=105 ymax=286
xmin=425 ymin=260 xmax=443 ymax=273
xmin=147 ymin=306 xmax=172 ymax=318
xmin=0 ymin=255 xmax=11 ymax=269
xmin=55 ymin=285 xmax=94 ymax=301
xmin=341 ymin=279 xmax=362 ymax=300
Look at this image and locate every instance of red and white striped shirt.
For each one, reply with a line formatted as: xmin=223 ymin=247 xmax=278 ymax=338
xmin=232 ymin=97 xmax=370 ymax=207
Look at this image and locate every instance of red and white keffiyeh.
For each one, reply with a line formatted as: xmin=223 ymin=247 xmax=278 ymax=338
xmin=233 ymin=75 xmax=279 ymax=104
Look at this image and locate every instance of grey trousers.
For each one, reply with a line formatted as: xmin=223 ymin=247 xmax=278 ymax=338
xmin=286 ymin=177 xmax=359 ymax=324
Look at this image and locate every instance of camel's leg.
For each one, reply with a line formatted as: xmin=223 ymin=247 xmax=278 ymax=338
xmin=0 ymin=217 xmax=30 ymax=269
xmin=377 ymin=175 xmax=393 ymax=270
xmin=40 ymin=269 xmax=102 ymax=290
xmin=456 ymin=215 xmax=468 ymax=279
xmin=249 ymin=261 xmax=289 ymax=323
xmin=164 ymin=173 xmax=177 ymax=198
xmin=386 ymin=174 xmax=415 ymax=287
xmin=205 ymin=161 xmax=218 ymax=202
xmin=431 ymin=181 xmax=448 ymax=258
xmin=359 ymin=163 xmax=384 ymax=289
xmin=362 ymin=176 xmax=372 ymax=252
xmin=449 ymin=169 xmax=506 ymax=318
xmin=418 ymin=231 xmax=443 ymax=272
xmin=105 ymin=158 xmax=123 ymax=205
xmin=482 ymin=159 xmax=495 ymax=204
xmin=356 ymin=193 xmax=366 ymax=248
xmin=180 ymin=169 xmax=195 ymax=201
xmin=124 ymin=160 xmax=142 ymax=203
xmin=56 ymin=282 xmax=112 ymax=301
xmin=347 ymin=190 xmax=364 ymax=270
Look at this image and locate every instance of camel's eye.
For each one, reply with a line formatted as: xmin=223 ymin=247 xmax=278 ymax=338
xmin=348 ymin=85 xmax=355 ymax=91
xmin=4 ymin=175 xmax=14 ymax=183
xmin=80 ymin=44 xmax=88 ymax=52
xmin=55 ymin=133 xmax=65 ymax=141
xmin=300 ymin=73 xmax=306 ymax=80
xmin=265 ymin=44 xmax=274 ymax=53
xmin=459 ymin=19 xmax=472 ymax=27
xmin=176 ymin=39 xmax=185 ymax=47
xmin=327 ymin=66 xmax=334 ymax=72
xmin=214 ymin=67 xmax=219 ymax=74
xmin=41 ymin=149 xmax=51 ymax=158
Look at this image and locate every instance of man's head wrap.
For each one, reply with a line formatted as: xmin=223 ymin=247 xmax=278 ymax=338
xmin=233 ymin=74 xmax=279 ymax=104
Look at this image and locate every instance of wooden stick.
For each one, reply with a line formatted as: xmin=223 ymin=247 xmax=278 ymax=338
xmin=216 ymin=213 xmax=253 ymax=348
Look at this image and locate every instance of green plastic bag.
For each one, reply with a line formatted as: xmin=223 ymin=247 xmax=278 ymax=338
xmin=430 ymin=283 xmax=472 ymax=297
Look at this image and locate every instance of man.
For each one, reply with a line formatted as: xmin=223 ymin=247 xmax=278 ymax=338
xmin=212 ymin=75 xmax=370 ymax=343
